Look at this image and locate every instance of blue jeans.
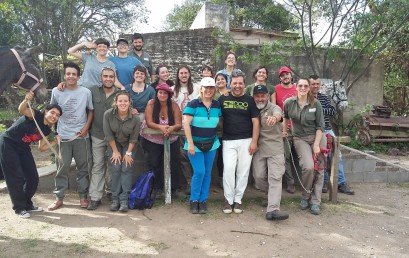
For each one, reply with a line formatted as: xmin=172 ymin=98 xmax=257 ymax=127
xmin=324 ymin=129 xmax=345 ymax=186
xmin=188 ymin=149 xmax=217 ymax=202
xmin=108 ymin=142 xmax=136 ymax=202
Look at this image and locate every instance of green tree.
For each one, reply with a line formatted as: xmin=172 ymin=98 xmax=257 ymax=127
xmin=3 ymin=0 xmax=148 ymax=60
xmin=164 ymin=0 xmax=297 ymax=31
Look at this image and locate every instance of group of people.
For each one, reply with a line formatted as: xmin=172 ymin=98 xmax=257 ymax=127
xmin=0 ymin=34 xmax=354 ymax=220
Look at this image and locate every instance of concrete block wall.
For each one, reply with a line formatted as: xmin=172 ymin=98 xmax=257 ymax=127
xmin=342 ymin=146 xmax=409 ymax=183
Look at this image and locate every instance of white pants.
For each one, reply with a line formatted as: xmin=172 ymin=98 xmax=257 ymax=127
xmin=222 ymin=138 xmax=253 ymax=205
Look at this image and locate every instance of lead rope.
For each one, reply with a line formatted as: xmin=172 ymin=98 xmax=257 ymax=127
xmin=27 ymin=100 xmax=62 ymax=162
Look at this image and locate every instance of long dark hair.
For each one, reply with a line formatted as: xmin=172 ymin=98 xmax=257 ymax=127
xmin=174 ymin=65 xmax=193 ymax=98
xmin=152 ymin=95 xmax=174 ymax=126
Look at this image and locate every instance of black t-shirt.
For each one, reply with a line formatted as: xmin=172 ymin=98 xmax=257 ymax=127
xmin=4 ymin=110 xmax=51 ymax=148
xmin=219 ymin=93 xmax=260 ymax=140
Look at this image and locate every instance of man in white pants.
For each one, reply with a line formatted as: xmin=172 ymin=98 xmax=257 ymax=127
xmin=218 ymin=71 xmax=260 ymax=214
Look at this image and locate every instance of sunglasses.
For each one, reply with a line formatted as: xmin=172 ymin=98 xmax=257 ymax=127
xmin=297 ymin=84 xmax=309 ymax=88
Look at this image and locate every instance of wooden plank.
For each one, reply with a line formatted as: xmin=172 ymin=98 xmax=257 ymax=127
xmin=369 ymin=130 xmax=409 ymax=138
xmin=329 ymin=136 xmax=340 ymax=203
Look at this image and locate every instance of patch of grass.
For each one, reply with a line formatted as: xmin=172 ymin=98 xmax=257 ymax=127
xmin=147 ymin=241 xmax=169 ymax=252
xmin=70 ymin=243 xmax=88 ymax=254
xmin=21 ymin=238 xmax=38 ymax=250
xmin=0 ymin=109 xmax=18 ymax=120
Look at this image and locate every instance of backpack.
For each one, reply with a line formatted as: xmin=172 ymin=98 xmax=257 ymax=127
xmin=128 ymin=170 xmax=157 ymax=210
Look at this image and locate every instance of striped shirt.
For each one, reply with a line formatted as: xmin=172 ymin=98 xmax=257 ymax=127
xmin=317 ymin=92 xmax=336 ymax=130
xmin=183 ymin=98 xmax=222 ymax=152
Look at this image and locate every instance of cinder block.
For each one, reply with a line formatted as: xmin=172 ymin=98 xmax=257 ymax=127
xmin=375 ymin=167 xmax=387 ymax=172
xmin=343 ymin=159 xmax=353 ymax=173
xmin=363 ymin=172 xmax=388 ymax=183
xmin=387 ymin=172 xmax=404 ymax=183
xmin=352 ymin=159 xmax=376 ymax=173
xmin=344 ymin=172 xmax=364 ymax=183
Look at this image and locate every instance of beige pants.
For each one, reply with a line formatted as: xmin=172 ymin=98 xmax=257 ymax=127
xmin=293 ymin=134 xmax=327 ymax=205
xmin=252 ymin=153 xmax=285 ymax=212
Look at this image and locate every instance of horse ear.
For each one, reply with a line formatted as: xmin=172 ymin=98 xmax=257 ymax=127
xmin=24 ymin=44 xmax=42 ymax=56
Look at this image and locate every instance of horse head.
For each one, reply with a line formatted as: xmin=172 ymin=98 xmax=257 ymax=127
xmin=319 ymin=78 xmax=348 ymax=111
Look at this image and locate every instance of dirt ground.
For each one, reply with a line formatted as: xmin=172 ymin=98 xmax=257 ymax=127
xmin=0 ymin=148 xmax=408 ymax=257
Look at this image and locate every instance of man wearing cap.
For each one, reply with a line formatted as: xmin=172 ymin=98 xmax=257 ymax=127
xmin=109 ymin=38 xmax=144 ymax=87
xmin=87 ymin=67 xmax=120 ymax=210
xmin=219 ymin=71 xmax=260 ymax=214
xmin=272 ymin=66 xmax=297 ymax=194
xmin=252 ymin=85 xmax=289 ymax=220
xmin=129 ymin=33 xmax=155 ymax=83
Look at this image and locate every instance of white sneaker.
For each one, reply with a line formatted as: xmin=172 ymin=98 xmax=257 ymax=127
xmin=27 ymin=206 xmax=44 ymax=212
xmin=18 ymin=210 xmax=31 ymax=219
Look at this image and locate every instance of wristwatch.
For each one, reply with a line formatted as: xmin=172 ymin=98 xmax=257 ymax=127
xmin=125 ymin=151 xmax=132 ymax=157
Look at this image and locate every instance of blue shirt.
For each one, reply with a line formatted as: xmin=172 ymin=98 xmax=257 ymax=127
xmin=183 ymin=98 xmax=222 ymax=152
xmin=109 ymin=56 xmax=144 ymax=86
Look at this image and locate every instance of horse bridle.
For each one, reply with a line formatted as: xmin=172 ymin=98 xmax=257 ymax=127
xmin=331 ymin=81 xmax=348 ymax=104
xmin=10 ymin=48 xmax=43 ymax=92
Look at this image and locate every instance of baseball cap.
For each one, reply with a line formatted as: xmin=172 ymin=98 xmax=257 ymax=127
xmin=116 ymin=38 xmax=128 ymax=45
xmin=253 ymin=85 xmax=268 ymax=95
xmin=278 ymin=66 xmax=292 ymax=76
xmin=200 ymin=77 xmax=216 ymax=87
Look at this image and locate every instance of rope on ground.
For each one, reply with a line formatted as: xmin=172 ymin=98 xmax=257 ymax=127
xmin=230 ymin=230 xmax=277 ymax=237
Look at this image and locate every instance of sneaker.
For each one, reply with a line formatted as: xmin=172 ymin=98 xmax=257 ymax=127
xmin=80 ymin=199 xmax=89 ymax=208
xmin=18 ymin=210 xmax=30 ymax=219
xmin=223 ymin=200 xmax=232 ymax=214
xmin=310 ymin=204 xmax=320 ymax=215
xmin=87 ymin=200 xmax=101 ymax=210
xmin=265 ymin=210 xmax=289 ymax=221
xmin=198 ymin=202 xmax=207 ymax=214
xmin=110 ymin=200 xmax=120 ymax=211
xmin=233 ymin=202 xmax=243 ymax=214
xmin=286 ymin=184 xmax=296 ymax=194
xmin=27 ymin=206 xmax=44 ymax=212
xmin=119 ymin=201 xmax=128 ymax=212
xmin=322 ymin=183 xmax=328 ymax=193
xmin=48 ymin=200 xmax=63 ymax=211
xmin=190 ymin=200 xmax=199 ymax=214
xmin=338 ymin=183 xmax=355 ymax=195
xmin=300 ymin=199 xmax=309 ymax=210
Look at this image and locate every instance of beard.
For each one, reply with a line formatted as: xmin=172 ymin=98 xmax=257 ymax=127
xmin=256 ymin=102 xmax=267 ymax=109
xmin=134 ymin=46 xmax=142 ymax=51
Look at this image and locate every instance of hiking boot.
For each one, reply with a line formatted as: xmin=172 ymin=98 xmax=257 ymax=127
xmin=48 ymin=200 xmax=63 ymax=211
xmin=233 ymin=202 xmax=243 ymax=214
xmin=18 ymin=210 xmax=30 ymax=219
xmin=119 ymin=201 xmax=129 ymax=212
xmin=310 ymin=204 xmax=320 ymax=215
xmin=286 ymin=184 xmax=296 ymax=194
xmin=110 ymin=200 xmax=120 ymax=211
xmin=223 ymin=200 xmax=232 ymax=214
xmin=300 ymin=199 xmax=309 ymax=210
xmin=322 ymin=183 xmax=328 ymax=193
xmin=338 ymin=183 xmax=355 ymax=195
xmin=87 ymin=200 xmax=101 ymax=210
xmin=266 ymin=210 xmax=289 ymax=221
xmin=190 ymin=200 xmax=199 ymax=214
xmin=80 ymin=199 xmax=89 ymax=208
xmin=198 ymin=202 xmax=207 ymax=214
xmin=27 ymin=206 xmax=43 ymax=212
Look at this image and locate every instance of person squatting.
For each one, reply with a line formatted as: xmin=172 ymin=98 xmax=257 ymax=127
xmin=2 ymin=37 xmax=354 ymax=221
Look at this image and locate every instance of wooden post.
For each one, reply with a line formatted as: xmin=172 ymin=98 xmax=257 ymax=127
xmin=163 ymin=137 xmax=171 ymax=204
xmin=329 ymin=136 xmax=340 ymax=203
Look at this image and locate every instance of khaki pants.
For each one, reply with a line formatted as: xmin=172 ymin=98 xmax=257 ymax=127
xmin=252 ymin=153 xmax=285 ymax=212
xmin=293 ymin=135 xmax=326 ymax=205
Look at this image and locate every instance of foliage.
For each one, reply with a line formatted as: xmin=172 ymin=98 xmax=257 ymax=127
xmin=163 ymin=0 xmax=297 ymax=31
xmin=0 ymin=0 xmax=148 ymax=60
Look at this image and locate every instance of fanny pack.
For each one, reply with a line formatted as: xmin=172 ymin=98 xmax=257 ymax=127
xmin=193 ymin=137 xmax=215 ymax=152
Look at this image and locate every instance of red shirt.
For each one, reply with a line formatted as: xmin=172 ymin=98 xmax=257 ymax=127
xmin=275 ymin=83 xmax=296 ymax=128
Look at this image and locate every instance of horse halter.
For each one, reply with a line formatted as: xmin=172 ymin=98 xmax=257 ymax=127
xmin=10 ymin=48 xmax=43 ymax=92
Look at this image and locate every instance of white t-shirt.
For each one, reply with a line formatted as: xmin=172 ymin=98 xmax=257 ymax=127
xmin=171 ymin=83 xmax=200 ymax=112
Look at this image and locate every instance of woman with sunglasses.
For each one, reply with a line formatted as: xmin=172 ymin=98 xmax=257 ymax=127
xmin=282 ymin=78 xmax=326 ymax=215
xmin=103 ymin=91 xmax=140 ymax=212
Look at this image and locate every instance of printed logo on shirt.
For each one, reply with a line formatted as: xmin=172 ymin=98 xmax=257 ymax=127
xmin=223 ymin=101 xmax=248 ymax=110
xmin=21 ymin=128 xmax=42 ymax=143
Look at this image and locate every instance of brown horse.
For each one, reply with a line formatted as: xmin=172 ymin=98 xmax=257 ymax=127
xmin=0 ymin=45 xmax=48 ymax=102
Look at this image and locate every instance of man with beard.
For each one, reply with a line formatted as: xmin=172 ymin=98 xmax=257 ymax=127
xmin=219 ymin=71 xmax=260 ymax=214
xmin=252 ymin=85 xmax=289 ymax=220
xmin=87 ymin=67 xmax=120 ymax=210
xmin=309 ymin=75 xmax=355 ymax=195
xmin=129 ymin=33 xmax=155 ymax=83
xmin=272 ymin=66 xmax=297 ymax=194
